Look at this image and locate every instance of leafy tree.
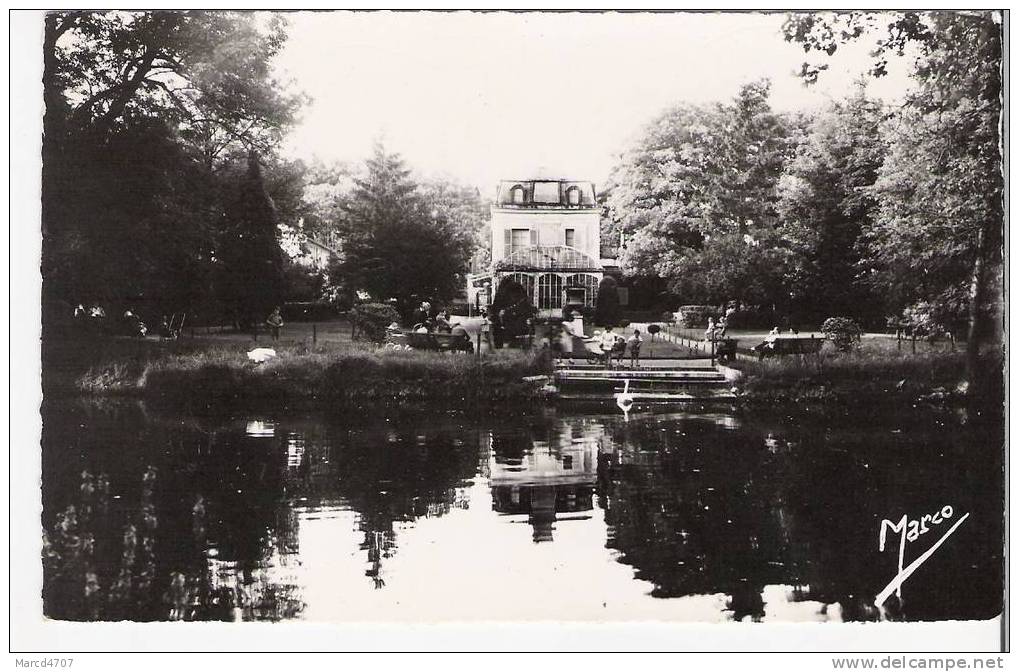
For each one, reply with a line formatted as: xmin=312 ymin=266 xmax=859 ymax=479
xmin=491 ymin=277 xmax=534 ymax=345
xmin=785 ymin=10 xmax=1003 ymax=386
xmin=594 ymin=276 xmax=622 ymax=326
xmin=350 ymin=303 xmax=401 ymax=343
xmin=608 ymin=82 xmax=799 ymax=308
xmin=298 ymin=160 xmax=358 ymax=246
xmin=329 ymin=143 xmax=475 ymax=315
xmin=702 ymin=80 xmax=798 ymax=236
xmin=777 ymin=85 xmax=886 ymax=323
xmin=218 ymin=152 xmax=286 ymax=326
xmin=41 ymin=11 xmax=302 ymax=326
xmin=420 ymin=178 xmax=491 ymax=273
xmin=607 ymin=102 xmax=715 ymax=281
xmin=821 ymin=316 xmax=864 ymax=352
xmin=44 ymin=11 xmax=302 ymax=158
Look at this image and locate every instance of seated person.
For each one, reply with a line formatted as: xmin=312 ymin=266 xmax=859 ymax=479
xmin=599 ymin=326 xmax=618 ymax=366
xmin=450 ymin=324 xmax=468 ymax=342
xmin=434 ymin=310 xmax=452 ymax=333
xmin=613 ymin=333 xmax=627 ymax=366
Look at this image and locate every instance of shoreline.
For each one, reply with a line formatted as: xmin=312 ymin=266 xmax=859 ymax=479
xmin=42 ymin=335 xmax=1002 ymax=412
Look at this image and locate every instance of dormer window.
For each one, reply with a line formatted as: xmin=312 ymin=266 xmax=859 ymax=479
xmin=566 ymin=186 xmax=581 ymax=206
xmin=510 ymin=185 xmax=525 ymax=204
xmin=532 ymin=181 xmax=560 ymax=205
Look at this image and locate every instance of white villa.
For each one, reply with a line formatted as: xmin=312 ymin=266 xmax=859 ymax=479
xmin=468 ymin=173 xmax=614 ymax=317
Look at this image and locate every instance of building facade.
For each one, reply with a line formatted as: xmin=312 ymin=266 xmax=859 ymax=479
xmin=468 ymin=175 xmax=605 ymax=317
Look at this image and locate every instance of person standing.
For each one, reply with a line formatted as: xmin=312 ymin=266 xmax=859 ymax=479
xmin=627 ymin=329 xmax=643 ymax=368
xmin=599 ymin=326 xmax=618 ymax=369
xmin=266 ymin=306 xmax=284 ymax=342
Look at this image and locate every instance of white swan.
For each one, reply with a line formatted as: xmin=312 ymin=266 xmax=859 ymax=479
xmin=615 ymin=379 xmax=635 ymax=418
xmin=247 ymin=347 xmax=277 ymax=364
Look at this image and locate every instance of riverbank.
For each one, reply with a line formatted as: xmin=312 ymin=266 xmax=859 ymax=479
xmin=728 ymin=349 xmax=1003 ymax=409
xmin=47 ymin=336 xmax=551 ymax=405
xmin=44 ymin=334 xmax=1002 ymax=411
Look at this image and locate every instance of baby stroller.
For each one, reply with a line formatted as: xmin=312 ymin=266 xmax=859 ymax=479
xmin=582 ymin=334 xmax=626 ymax=367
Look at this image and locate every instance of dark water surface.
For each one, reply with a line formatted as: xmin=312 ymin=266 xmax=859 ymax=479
xmin=41 ymin=399 xmax=1003 ymax=623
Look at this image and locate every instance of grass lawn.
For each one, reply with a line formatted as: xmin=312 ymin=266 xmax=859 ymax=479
xmin=190 ymin=318 xmax=359 ymax=348
xmin=44 ymin=317 xmax=555 ymax=404
xmin=661 ymin=325 xmax=960 ymax=356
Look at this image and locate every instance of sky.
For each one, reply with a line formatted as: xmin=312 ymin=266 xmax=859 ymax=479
xmin=275 ymin=11 xmax=914 ymax=194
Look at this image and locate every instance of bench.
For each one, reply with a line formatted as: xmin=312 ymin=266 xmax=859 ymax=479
xmin=405 ymin=331 xmax=474 ymax=353
xmin=713 ymin=338 xmax=738 ymax=362
xmin=751 ymin=337 xmax=823 ymax=360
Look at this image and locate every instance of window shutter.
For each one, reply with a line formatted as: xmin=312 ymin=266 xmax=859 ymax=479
xmin=530 ymin=229 xmax=539 ymax=247
xmin=504 ymin=228 xmax=512 ymax=253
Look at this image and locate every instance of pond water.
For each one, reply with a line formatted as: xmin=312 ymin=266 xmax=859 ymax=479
xmin=40 ymin=399 xmax=1003 ymax=623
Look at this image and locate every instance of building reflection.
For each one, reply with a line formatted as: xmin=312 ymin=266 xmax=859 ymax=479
xmin=41 ymin=400 xmax=1002 ymax=623
xmin=489 ymin=421 xmax=598 ymax=542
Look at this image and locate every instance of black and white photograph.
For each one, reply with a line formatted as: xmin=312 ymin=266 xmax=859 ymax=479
xmin=9 ymin=7 xmax=1008 ymax=657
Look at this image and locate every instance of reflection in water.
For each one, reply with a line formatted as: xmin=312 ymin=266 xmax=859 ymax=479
xmin=41 ymin=401 xmax=1002 ymax=623
xmin=489 ymin=423 xmax=598 ymax=542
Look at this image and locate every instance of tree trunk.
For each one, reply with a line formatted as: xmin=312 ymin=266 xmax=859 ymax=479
xmin=964 ymin=224 xmax=991 ymax=391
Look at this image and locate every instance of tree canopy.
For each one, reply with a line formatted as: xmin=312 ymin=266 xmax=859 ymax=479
xmin=42 ymin=11 xmax=304 ymax=324
xmin=608 ymin=81 xmax=799 ymax=308
xmin=777 ymin=84 xmax=886 ymax=322
xmin=607 ymin=9 xmax=1003 ymax=385
xmin=327 ymin=143 xmax=478 ymax=313
xmin=784 ymin=10 xmax=1003 ymax=380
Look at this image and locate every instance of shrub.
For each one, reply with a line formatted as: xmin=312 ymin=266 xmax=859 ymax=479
xmin=350 ymin=303 xmax=401 ymax=343
xmin=726 ymin=307 xmax=776 ymax=329
xmin=821 ymin=317 xmax=863 ymax=352
xmin=621 ymin=309 xmax=665 ymax=323
xmin=492 ymin=278 xmax=535 ymax=340
xmin=677 ymin=305 xmax=720 ymax=328
xmin=594 ymin=276 xmax=621 ymax=326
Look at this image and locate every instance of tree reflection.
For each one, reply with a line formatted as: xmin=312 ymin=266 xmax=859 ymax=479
xmin=284 ymin=419 xmax=478 ymax=588
xmin=41 ymin=400 xmax=1003 ymax=622
xmin=42 ymin=404 xmax=305 ymax=621
xmin=596 ymin=417 xmax=798 ymax=621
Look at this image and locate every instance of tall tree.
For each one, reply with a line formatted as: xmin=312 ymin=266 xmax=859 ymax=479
xmin=777 ymin=85 xmax=886 ymax=323
xmin=218 ymin=152 xmax=285 ymax=326
xmin=608 ymin=82 xmax=799 ymax=307
xmin=330 ymin=143 xmax=476 ymax=313
xmin=41 ymin=11 xmax=302 ymax=321
xmin=785 ymin=10 xmax=1003 ymax=386
xmin=419 ymin=178 xmax=491 ymax=272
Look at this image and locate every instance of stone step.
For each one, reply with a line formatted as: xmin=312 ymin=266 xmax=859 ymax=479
xmin=555 ymin=370 xmax=725 ymax=380
xmin=557 ymin=379 xmax=728 ymax=390
xmin=558 ymin=390 xmax=737 ymax=402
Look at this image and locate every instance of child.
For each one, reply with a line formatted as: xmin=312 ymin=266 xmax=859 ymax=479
xmin=627 ymin=329 xmax=643 ymax=368
xmin=265 ymin=306 xmax=284 ymax=342
xmin=599 ymin=326 xmax=617 ymax=368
